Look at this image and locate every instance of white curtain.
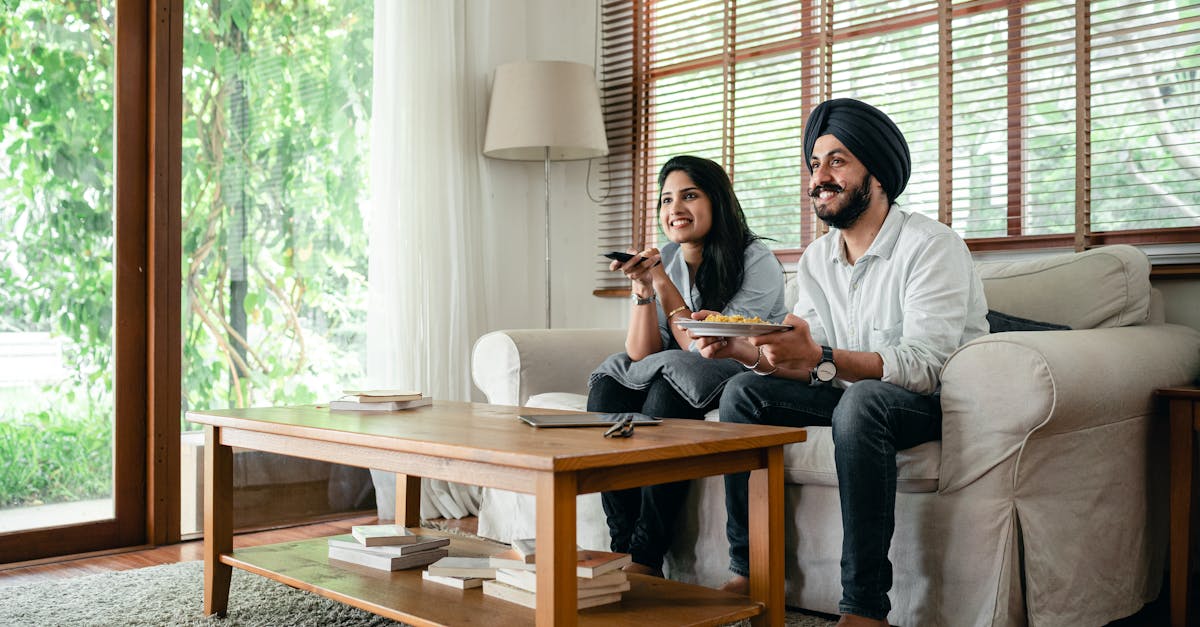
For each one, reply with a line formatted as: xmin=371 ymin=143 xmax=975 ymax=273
xmin=366 ymin=0 xmax=491 ymax=519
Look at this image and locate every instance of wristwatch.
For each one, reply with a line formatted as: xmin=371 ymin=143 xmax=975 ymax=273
xmin=633 ymin=293 xmax=656 ymax=305
xmin=810 ymin=345 xmax=836 ymax=385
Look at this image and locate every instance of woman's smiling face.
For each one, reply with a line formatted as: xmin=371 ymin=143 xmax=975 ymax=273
xmin=658 ymin=170 xmax=713 ymax=245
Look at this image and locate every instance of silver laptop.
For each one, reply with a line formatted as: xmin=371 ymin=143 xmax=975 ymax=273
xmin=518 ymin=412 xmax=663 ymax=428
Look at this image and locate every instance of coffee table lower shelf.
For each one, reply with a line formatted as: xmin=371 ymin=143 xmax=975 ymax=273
xmin=224 ymin=534 xmax=763 ymax=627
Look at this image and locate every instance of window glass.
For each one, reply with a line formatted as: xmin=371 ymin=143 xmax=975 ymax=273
xmin=0 ymin=1 xmax=117 ymax=533
xmin=180 ymin=0 xmax=374 ymax=534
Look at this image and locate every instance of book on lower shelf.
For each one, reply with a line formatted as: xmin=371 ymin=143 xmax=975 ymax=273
xmin=327 ymin=534 xmax=449 ymax=555
xmin=421 ymin=570 xmax=485 ymax=589
xmin=575 ymin=549 xmax=633 ymax=578
xmin=494 ymin=567 xmax=630 ymax=595
xmin=328 ymin=545 xmax=448 ymax=571
xmin=350 ymin=524 xmax=421 ymax=546
xmin=481 ymin=579 xmax=623 ymax=610
xmin=425 ymin=556 xmax=498 ymax=579
xmin=489 ymin=548 xmax=631 ymax=578
xmin=329 ymin=396 xmax=432 ymax=412
xmin=508 ymin=538 xmax=586 ymax=564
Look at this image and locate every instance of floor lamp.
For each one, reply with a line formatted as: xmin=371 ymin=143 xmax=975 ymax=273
xmin=483 ymin=60 xmax=609 ymax=328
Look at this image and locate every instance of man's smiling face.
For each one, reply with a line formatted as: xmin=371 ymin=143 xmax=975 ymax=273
xmin=808 ymin=134 xmax=876 ymax=229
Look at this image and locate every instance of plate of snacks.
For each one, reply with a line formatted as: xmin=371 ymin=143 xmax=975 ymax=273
xmin=674 ymin=314 xmax=792 ymax=337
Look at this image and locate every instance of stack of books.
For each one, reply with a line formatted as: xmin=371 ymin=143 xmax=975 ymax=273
xmin=326 ymin=524 xmax=449 ymax=571
xmin=481 ymin=540 xmax=632 ymax=610
xmin=329 ymin=389 xmax=431 ymax=411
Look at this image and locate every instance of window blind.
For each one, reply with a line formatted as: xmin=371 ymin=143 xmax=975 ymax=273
xmin=596 ymin=0 xmax=1200 ymax=292
xmin=1090 ymin=1 xmax=1200 ymax=234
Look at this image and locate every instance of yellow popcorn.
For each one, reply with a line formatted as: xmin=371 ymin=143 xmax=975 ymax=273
xmin=703 ymin=314 xmax=765 ymax=324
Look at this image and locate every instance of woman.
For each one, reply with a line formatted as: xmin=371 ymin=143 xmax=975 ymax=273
xmin=588 ymin=155 xmax=787 ymax=577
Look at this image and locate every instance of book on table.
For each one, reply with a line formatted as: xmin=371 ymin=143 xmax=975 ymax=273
xmin=421 ymin=570 xmax=485 ymax=589
xmin=350 ymin=524 xmax=421 ymax=546
xmin=327 ymin=534 xmax=448 ymax=555
xmin=481 ymin=579 xmax=623 ymax=610
xmin=329 ymin=396 xmax=432 ymax=412
xmin=328 ymin=546 xmax=448 ymax=571
xmin=425 ymin=555 xmax=498 ymax=579
xmin=488 ymin=548 xmax=632 ymax=578
xmin=340 ymin=389 xmax=424 ymax=403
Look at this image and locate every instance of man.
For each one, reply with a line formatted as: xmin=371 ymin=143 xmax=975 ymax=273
xmin=693 ymin=98 xmax=989 ymax=626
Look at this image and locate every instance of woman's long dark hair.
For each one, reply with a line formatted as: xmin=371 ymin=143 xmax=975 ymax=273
xmin=657 ymin=155 xmax=759 ymax=312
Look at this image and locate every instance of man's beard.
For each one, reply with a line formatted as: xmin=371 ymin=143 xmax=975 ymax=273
xmin=811 ymin=173 xmax=873 ymax=229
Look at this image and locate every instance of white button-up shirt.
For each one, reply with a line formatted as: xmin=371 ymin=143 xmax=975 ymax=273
xmin=794 ymin=208 xmax=989 ymax=395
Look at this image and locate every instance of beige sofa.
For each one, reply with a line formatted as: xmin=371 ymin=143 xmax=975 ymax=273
xmin=469 ymin=245 xmax=1200 ymax=627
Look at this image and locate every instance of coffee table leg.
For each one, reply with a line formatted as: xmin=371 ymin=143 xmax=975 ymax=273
xmin=203 ymin=425 xmax=233 ymax=616
xmin=394 ymin=473 xmax=422 ymax=527
xmin=748 ymin=446 xmax=786 ymax=627
xmin=535 ymin=471 xmax=579 ymax=626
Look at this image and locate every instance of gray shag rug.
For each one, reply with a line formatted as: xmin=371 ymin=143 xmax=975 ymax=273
xmin=0 ymin=560 xmax=836 ymax=626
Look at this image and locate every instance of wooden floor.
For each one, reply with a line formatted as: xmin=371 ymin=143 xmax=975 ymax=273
xmin=0 ymin=514 xmax=479 ymax=589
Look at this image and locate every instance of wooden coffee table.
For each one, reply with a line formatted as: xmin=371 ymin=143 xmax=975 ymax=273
xmin=188 ymin=401 xmax=806 ymax=626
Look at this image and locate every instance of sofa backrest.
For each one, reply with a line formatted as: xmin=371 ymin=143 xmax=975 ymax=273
xmin=780 ymin=244 xmax=1152 ymax=331
xmin=975 ymin=245 xmax=1151 ymax=329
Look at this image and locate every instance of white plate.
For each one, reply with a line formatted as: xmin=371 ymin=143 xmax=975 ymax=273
xmin=674 ymin=320 xmax=792 ymax=337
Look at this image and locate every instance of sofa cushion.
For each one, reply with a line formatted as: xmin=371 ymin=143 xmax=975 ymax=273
xmin=526 ymin=392 xmax=940 ymax=493
xmin=975 ymin=245 xmax=1150 ymax=330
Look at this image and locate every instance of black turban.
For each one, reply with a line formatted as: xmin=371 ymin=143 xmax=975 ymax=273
xmin=803 ymin=98 xmax=911 ymax=202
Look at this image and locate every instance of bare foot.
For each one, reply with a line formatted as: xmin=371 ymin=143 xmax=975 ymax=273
xmin=622 ymin=562 xmax=664 ymax=578
xmin=835 ymin=613 xmax=889 ymax=627
xmin=718 ymin=575 xmax=750 ymax=595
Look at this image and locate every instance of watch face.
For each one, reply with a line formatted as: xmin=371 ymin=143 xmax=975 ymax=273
xmin=815 ymin=361 xmax=837 ymax=382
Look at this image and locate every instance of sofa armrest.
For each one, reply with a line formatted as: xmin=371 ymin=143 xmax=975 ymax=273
xmin=471 ymin=328 xmax=626 ymax=406
xmin=938 ymin=323 xmax=1200 ymax=493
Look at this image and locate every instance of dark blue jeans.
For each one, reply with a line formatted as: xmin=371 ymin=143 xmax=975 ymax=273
xmin=719 ymin=372 xmax=941 ymax=621
xmin=588 ymin=374 xmax=715 ymax=571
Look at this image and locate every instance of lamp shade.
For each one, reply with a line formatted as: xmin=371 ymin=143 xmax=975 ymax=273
xmin=483 ymin=60 xmax=609 ymax=161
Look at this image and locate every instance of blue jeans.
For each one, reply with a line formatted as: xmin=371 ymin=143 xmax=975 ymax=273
xmin=720 ymin=372 xmax=941 ymax=621
xmin=588 ymin=374 xmax=716 ymax=571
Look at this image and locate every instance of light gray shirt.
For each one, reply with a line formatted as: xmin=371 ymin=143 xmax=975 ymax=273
xmin=658 ymin=238 xmax=788 ymax=350
xmin=794 ymin=208 xmax=989 ymax=395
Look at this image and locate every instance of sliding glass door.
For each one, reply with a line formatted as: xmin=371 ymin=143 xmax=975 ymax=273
xmin=0 ymin=0 xmax=158 ymax=562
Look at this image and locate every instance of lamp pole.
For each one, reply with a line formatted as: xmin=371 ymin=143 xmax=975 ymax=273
xmin=543 ymin=146 xmax=552 ymax=329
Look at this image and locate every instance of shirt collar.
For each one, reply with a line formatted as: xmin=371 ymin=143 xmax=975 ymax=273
xmin=826 ymin=207 xmax=906 ymax=265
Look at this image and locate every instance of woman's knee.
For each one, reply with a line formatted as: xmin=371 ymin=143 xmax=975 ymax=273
xmin=588 ymin=374 xmax=639 ymax=412
xmin=642 ymin=377 xmax=701 ymax=418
